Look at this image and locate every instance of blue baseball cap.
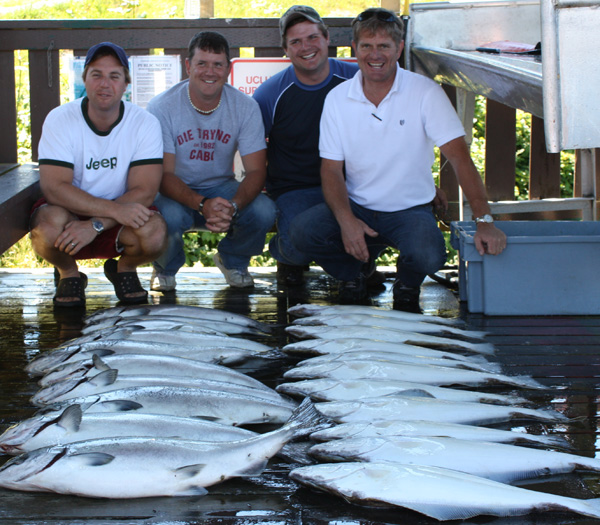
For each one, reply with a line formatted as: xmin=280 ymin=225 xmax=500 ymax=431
xmin=84 ymin=42 xmax=129 ymax=70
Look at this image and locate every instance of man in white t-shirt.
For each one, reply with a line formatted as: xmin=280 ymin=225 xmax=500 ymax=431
xmin=31 ymin=42 xmax=166 ymax=308
xmin=290 ymin=8 xmax=506 ymax=309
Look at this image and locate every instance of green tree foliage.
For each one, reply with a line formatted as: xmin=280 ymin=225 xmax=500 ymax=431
xmin=0 ymin=0 xmax=372 ymax=20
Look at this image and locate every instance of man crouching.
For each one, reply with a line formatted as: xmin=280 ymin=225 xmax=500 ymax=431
xmin=30 ymin=41 xmax=167 ymax=307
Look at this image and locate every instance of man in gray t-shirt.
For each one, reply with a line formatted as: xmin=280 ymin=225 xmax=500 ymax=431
xmin=147 ymin=31 xmax=276 ymax=290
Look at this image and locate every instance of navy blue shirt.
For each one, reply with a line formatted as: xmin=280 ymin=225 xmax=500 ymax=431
xmin=253 ymin=59 xmax=358 ymax=199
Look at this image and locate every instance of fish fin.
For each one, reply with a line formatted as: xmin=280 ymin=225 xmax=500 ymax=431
xmin=278 ymin=443 xmax=315 ymax=465
xmin=238 ymin=460 xmax=268 ymax=477
xmin=120 ymin=324 xmax=145 ymax=331
xmin=193 ymin=416 xmax=221 ymax=422
xmin=175 ymin=464 xmax=206 ymax=478
xmin=57 ymin=404 xmax=83 ymax=432
xmin=76 ymin=400 xmax=98 ymax=412
xmin=174 ymin=485 xmax=209 ymax=497
xmin=71 ymin=452 xmax=115 ymax=467
xmin=285 ymin=397 xmax=334 ymax=440
xmin=390 ymin=389 xmax=435 ymax=399
xmin=88 ymin=368 xmax=118 ymax=387
xmin=91 ymin=354 xmax=111 ymax=372
xmin=99 ymin=400 xmax=143 ymax=411
xmin=255 ymin=321 xmax=275 ymax=333
xmin=88 ymin=348 xmax=115 ymax=359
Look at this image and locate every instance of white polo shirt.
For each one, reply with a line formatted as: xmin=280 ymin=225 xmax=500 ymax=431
xmin=319 ymin=65 xmax=465 ymax=212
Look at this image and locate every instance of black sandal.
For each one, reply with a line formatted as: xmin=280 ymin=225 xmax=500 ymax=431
xmin=53 ymin=272 xmax=88 ymax=308
xmin=103 ymin=258 xmax=148 ymax=305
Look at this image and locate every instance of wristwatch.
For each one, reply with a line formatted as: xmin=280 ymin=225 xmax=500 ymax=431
xmin=229 ymin=200 xmax=239 ymax=219
xmin=475 ymin=214 xmax=494 ymax=224
xmin=198 ymin=196 xmax=209 ymax=214
xmin=91 ymin=220 xmax=105 ymax=234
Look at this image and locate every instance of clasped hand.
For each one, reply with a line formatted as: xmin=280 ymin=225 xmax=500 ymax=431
xmin=202 ymin=197 xmax=236 ymax=233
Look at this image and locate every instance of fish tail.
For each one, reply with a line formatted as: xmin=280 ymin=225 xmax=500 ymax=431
xmin=510 ymin=375 xmax=546 ymax=389
xmin=523 ymin=433 xmax=572 ymax=449
xmin=518 ymin=407 xmax=567 ymax=422
xmin=257 ymin=349 xmax=288 ymax=360
xmin=576 ymin=458 xmax=600 ymax=474
xmin=570 ymin=496 xmax=600 ymax=519
xmin=286 ymin=397 xmax=333 ymax=440
xmin=468 ymin=343 xmax=496 ymax=355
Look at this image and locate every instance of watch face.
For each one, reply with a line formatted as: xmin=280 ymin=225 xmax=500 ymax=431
xmin=92 ymin=220 xmax=104 ymax=233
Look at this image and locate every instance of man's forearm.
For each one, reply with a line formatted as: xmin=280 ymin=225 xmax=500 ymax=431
xmin=159 ymin=172 xmax=202 ymax=210
xmin=44 ymin=182 xmax=118 ymax=220
xmin=322 ymin=167 xmax=354 ymax=227
xmin=231 ymin=170 xmax=266 ymax=210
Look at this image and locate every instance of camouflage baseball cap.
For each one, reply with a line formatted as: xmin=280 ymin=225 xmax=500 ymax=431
xmin=279 ymin=5 xmax=324 ymax=37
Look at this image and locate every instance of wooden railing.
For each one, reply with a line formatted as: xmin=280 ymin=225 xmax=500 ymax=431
xmin=0 ymin=16 xmax=595 ymax=255
xmin=0 ymin=18 xmax=355 ymax=164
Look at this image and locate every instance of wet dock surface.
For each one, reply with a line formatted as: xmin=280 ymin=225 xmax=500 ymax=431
xmin=1 ymin=266 xmax=600 ymax=524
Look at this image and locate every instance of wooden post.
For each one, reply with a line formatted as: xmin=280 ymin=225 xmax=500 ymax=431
xmin=200 ymin=0 xmax=214 ymax=18
xmin=440 ymin=85 xmax=459 ymax=210
xmin=381 ymin=0 xmax=401 ymax=13
xmin=29 ymin=47 xmax=60 ymax=163
xmin=529 ymin=115 xmax=560 ymax=198
xmin=0 ymin=51 xmax=17 ymax=164
xmin=485 ymin=99 xmax=516 ymax=201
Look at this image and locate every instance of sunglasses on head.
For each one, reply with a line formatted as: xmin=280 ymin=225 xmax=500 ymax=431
xmin=355 ymin=9 xmax=400 ymax=24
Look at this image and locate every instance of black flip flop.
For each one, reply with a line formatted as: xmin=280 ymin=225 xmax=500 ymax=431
xmin=53 ymin=272 xmax=88 ymax=308
xmin=103 ymin=258 xmax=148 ymax=305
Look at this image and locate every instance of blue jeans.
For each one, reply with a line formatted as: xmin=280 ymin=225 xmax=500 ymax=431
xmin=290 ymin=201 xmax=446 ymax=286
xmin=153 ymin=180 xmax=276 ymax=276
xmin=269 ymin=186 xmax=324 ymax=266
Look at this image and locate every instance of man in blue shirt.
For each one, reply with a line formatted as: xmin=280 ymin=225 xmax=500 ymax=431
xmin=254 ymin=5 xmax=363 ymax=287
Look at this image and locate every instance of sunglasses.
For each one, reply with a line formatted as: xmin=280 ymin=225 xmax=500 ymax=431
xmin=354 ymin=10 xmax=401 ymax=24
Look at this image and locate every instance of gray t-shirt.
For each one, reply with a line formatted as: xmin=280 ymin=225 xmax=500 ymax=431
xmin=147 ymin=81 xmax=266 ymax=190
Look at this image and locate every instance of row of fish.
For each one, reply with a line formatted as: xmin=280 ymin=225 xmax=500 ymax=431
xmin=0 ymin=305 xmax=329 ymax=498
xmin=281 ymin=304 xmax=600 ymax=521
xmin=3 ymin=301 xmax=600 ymax=520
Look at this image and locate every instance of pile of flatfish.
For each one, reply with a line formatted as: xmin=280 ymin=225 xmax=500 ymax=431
xmin=0 ymin=305 xmax=327 ymax=498
xmin=282 ymin=304 xmax=600 ymax=521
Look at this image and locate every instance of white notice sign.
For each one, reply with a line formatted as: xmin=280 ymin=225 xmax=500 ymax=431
xmin=229 ymin=58 xmax=291 ymax=95
xmin=130 ymin=55 xmax=181 ymax=108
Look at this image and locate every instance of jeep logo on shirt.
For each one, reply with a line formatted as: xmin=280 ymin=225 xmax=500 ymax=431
xmin=86 ymin=157 xmax=117 ymax=170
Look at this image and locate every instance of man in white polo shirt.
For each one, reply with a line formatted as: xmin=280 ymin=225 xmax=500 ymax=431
xmin=290 ymin=8 xmax=506 ymax=309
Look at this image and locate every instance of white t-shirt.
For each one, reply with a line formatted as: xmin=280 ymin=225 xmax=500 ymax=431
xmin=38 ymin=98 xmax=163 ymax=201
xmin=319 ymin=65 xmax=465 ymax=212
